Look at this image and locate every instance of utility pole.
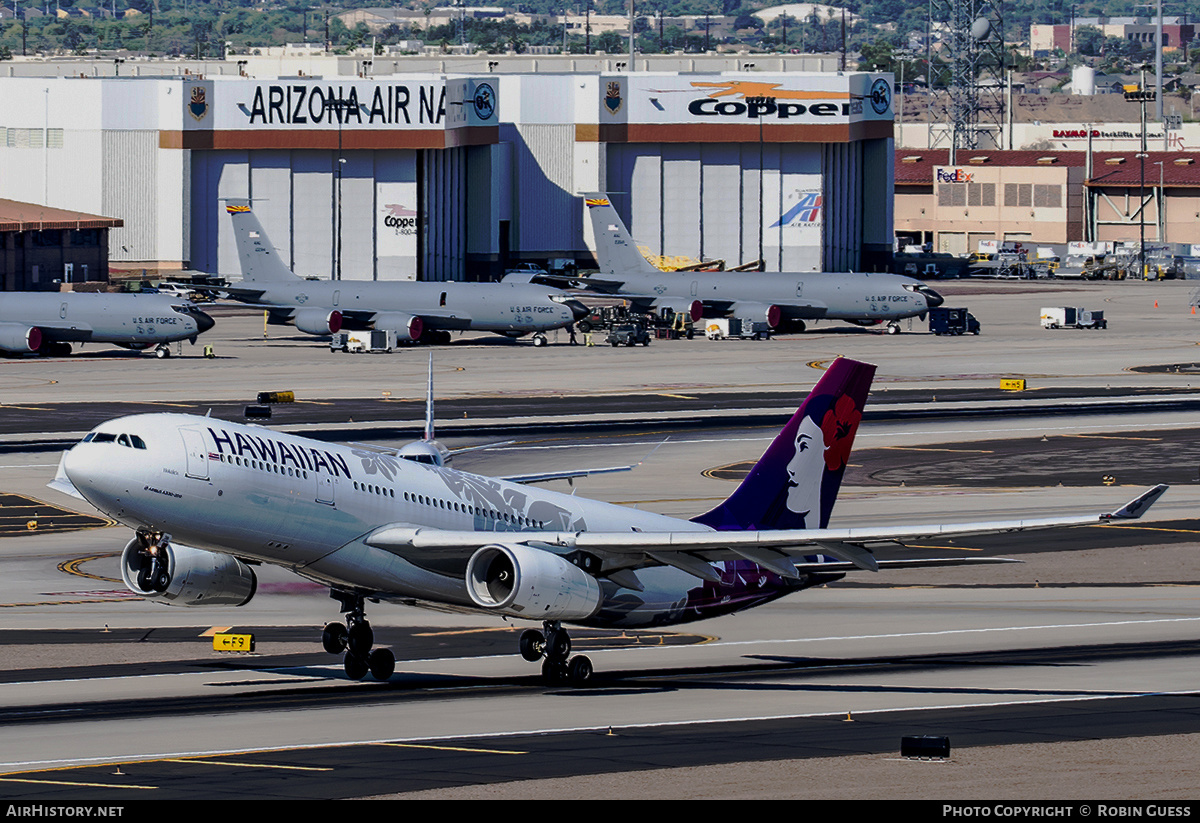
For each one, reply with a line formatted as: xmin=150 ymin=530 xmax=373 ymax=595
xmin=1125 ymin=78 xmax=1156 ymax=279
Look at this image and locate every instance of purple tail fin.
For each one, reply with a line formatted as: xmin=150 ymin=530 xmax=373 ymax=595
xmin=691 ymin=358 xmax=875 ymax=531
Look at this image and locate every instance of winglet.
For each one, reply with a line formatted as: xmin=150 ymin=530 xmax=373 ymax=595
xmin=1101 ymin=484 xmax=1168 ymax=520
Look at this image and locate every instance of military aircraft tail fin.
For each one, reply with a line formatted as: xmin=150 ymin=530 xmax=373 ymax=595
xmin=225 ymin=199 xmax=301 ymax=283
xmin=582 ymin=193 xmax=660 ymax=278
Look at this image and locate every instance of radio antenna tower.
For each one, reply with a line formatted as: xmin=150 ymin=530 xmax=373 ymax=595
xmin=928 ymin=0 xmax=1006 ymax=163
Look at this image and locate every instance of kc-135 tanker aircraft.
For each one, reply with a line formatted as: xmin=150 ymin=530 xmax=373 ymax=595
xmin=505 ymin=194 xmax=944 ymax=335
xmin=0 ymin=291 xmax=215 ymax=358
xmin=225 ymin=200 xmax=588 ymax=346
xmin=50 ymin=359 xmax=1166 ymax=684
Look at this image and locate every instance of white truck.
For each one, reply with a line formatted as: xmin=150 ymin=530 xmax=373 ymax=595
xmin=330 ymin=330 xmax=398 ymax=352
xmin=1040 ymin=307 xmax=1107 ymax=330
xmin=705 ymin=317 xmax=771 ymax=340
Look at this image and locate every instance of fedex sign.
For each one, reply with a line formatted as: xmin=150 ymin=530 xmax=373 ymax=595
xmin=936 ymin=168 xmax=974 ymax=183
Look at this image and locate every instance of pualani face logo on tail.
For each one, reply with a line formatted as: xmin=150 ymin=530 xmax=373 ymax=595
xmin=778 ymin=389 xmax=862 ymax=528
xmin=690 ymin=358 xmax=875 ymax=534
xmin=771 ymin=191 xmax=823 ymax=228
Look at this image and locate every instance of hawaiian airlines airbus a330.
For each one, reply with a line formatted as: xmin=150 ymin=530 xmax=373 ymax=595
xmin=50 ymin=359 xmax=1166 ymax=684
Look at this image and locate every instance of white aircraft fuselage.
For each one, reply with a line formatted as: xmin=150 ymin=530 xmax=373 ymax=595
xmin=61 ymin=412 xmax=777 ymax=628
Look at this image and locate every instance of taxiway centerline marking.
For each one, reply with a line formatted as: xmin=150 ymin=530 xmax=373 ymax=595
xmin=163 ymin=758 xmax=332 ymax=771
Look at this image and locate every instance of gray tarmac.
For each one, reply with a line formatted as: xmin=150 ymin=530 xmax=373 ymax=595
xmin=1 ymin=278 xmax=1200 ymax=799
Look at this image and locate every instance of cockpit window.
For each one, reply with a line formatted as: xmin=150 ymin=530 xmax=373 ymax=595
xmin=83 ymin=431 xmax=146 ymax=449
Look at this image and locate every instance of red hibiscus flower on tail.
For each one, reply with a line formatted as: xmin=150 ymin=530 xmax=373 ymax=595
xmin=820 ymin=394 xmax=861 ymax=472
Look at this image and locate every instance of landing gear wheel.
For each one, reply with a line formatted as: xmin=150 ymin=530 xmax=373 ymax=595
xmin=568 ymin=655 xmax=593 ymax=685
xmin=519 ymin=629 xmax=545 ymax=662
xmin=541 ymin=659 xmax=567 ymax=684
xmin=344 ymin=654 xmax=369 ymax=681
xmin=545 ymin=630 xmax=571 ymax=662
xmin=886 ymin=323 xmax=900 ymax=335
xmin=532 ymin=333 xmax=547 ymax=347
xmin=155 ymin=344 xmax=171 ymax=359
xmin=322 ymin=622 xmax=348 ymax=655
xmin=368 ymin=647 xmax=395 ymax=681
xmin=347 ymin=621 xmax=373 ymax=656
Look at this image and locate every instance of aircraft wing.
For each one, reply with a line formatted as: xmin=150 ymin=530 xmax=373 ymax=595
xmin=501 ymin=272 xmax=628 ymax=293
xmin=219 ymin=285 xmax=270 ymax=302
xmin=364 ymin=485 xmax=1167 ymax=580
xmin=500 ymin=465 xmax=634 ymax=485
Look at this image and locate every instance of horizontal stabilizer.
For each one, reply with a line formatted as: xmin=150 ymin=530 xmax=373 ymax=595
xmin=1102 ymin=484 xmax=1168 ymax=520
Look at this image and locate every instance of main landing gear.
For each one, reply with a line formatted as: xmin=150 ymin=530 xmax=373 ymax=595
xmin=324 ymin=590 xmax=394 ymax=681
xmin=519 ymin=621 xmax=593 ymax=686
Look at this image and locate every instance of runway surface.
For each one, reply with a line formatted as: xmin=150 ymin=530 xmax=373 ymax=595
xmin=0 ymin=279 xmax=1199 ymax=799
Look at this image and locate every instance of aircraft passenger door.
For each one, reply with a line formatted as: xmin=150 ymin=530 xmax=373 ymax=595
xmin=60 ymin=302 xmax=68 ymax=319
xmin=690 ymin=281 xmax=698 ymax=297
xmin=796 ymin=282 xmax=803 ymax=298
xmin=316 ymin=474 xmax=334 ymax=506
xmin=180 ymin=428 xmax=209 ymax=480
xmin=332 ymin=290 xmax=340 ymax=307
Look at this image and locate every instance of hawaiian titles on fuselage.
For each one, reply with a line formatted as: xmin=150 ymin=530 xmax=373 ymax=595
xmin=207 ymin=427 xmax=351 ymax=479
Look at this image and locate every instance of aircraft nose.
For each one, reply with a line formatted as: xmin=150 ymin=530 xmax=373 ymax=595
xmin=922 ymin=287 xmax=945 ymax=309
xmin=564 ymin=299 xmax=590 ymax=321
xmin=63 ymin=443 xmax=108 ymax=504
xmin=193 ymin=308 xmax=216 ymax=335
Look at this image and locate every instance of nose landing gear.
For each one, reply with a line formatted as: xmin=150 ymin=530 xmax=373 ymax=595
xmin=326 ymin=591 xmax=394 ymax=681
xmin=520 ymin=621 xmax=592 ymax=686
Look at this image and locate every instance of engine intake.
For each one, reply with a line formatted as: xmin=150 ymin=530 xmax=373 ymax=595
xmin=121 ymin=536 xmax=257 ymax=607
xmin=465 ymin=543 xmax=601 ymax=621
xmin=0 ymin=323 xmax=42 ymax=353
xmin=371 ymin=312 xmax=424 ymax=342
xmin=293 ymin=308 xmax=343 ymax=335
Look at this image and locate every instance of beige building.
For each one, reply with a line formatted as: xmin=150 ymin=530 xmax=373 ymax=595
xmin=895 ymin=150 xmax=1086 ymax=254
xmin=895 ymin=149 xmax=1198 ymax=253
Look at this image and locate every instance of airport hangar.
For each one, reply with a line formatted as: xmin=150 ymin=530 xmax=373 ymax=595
xmin=0 ymin=67 xmax=895 ymax=284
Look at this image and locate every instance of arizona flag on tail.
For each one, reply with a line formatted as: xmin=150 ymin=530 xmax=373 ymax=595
xmin=692 ymin=358 xmax=875 ymax=532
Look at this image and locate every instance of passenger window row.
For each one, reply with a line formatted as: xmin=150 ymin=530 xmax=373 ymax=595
xmin=215 ymin=452 xmax=309 ymax=480
xmin=396 ymin=488 xmax=544 ymax=528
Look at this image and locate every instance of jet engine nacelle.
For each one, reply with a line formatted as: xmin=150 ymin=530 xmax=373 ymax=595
xmin=654 ymin=299 xmax=703 ymax=323
xmin=120 ymin=537 xmax=257 ymax=607
xmin=0 ymin=323 xmax=43 ymax=353
xmin=465 ymin=543 xmax=602 ymax=621
xmin=371 ymin=313 xmax=424 ymax=342
xmin=293 ymin=308 xmax=343 ymax=335
xmin=732 ymin=302 xmax=782 ymax=328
